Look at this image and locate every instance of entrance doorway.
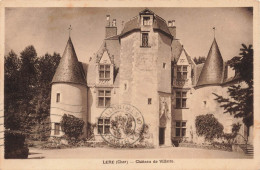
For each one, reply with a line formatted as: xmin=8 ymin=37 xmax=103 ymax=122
xmin=159 ymin=127 xmax=165 ymax=145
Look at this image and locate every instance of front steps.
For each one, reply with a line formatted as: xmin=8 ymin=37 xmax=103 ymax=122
xmin=239 ymin=144 xmax=254 ymax=158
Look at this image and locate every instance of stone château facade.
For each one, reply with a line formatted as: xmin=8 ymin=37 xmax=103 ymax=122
xmin=50 ymin=8 xmax=251 ymax=147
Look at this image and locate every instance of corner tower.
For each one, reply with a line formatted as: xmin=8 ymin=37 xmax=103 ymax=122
xmin=197 ymin=38 xmax=224 ymax=87
xmin=50 ymin=37 xmax=87 ymax=137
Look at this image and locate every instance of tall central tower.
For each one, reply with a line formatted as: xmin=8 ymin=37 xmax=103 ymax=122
xmin=118 ymin=9 xmax=173 ymax=147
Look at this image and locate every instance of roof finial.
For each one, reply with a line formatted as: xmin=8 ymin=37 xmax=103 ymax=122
xmin=213 ymin=27 xmax=216 ymax=38
xmin=68 ymin=25 xmax=72 ymax=37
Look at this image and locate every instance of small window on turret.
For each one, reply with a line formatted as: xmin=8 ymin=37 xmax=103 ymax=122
xmin=56 ymin=93 xmax=60 ymax=103
xmin=148 ymin=98 xmax=152 ymax=105
xmin=54 ymin=123 xmax=60 ymax=135
xmin=163 ymin=63 xmax=166 ymax=69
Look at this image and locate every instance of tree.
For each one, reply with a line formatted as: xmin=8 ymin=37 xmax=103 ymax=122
xmin=4 ymin=51 xmax=22 ymax=130
xmin=33 ymin=53 xmax=61 ymax=140
xmin=213 ymin=44 xmax=253 ymax=129
xmin=193 ymin=56 xmax=206 ymax=65
xmin=5 ymin=46 xmax=61 ymax=140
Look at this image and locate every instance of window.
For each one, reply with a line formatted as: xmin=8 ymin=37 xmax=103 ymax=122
xmin=176 ymin=91 xmax=187 ymax=108
xmin=97 ymin=118 xmax=110 ymax=134
xmin=54 ymin=123 xmax=60 ymax=135
xmin=56 ymin=93 xmax=60 ymax=103
xmin=98 ymin=90 xmax=111 ymax=107
xmin=163 ymin=63 xmax=166 ymax=69
xmin=99 ymin=64 xmax=110 ymax=80
xmin=148 ymin=98 xmax=152 ymax=105
xmin=177 ymin=65 xmax=188 ymax=80
xmin=141 ymin=33 xmax=149 ymax=47
xmin=143 ymin=16 xmax=151 ymax=25
xmin=175 ymin=121 xmax=186 ymax=137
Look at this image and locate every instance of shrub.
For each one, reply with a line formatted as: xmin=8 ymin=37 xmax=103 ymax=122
xmin=195 ymin=114 xmax=224 ymax=142
xmin=222 ymin=123 xmax=241 ymax=144
xmin=5 ymin=130 xmax=29 ymax=159
xmin=60 ymin=114 xmax=84 ymax=139
xmin=139 ymin=124 xmax=149 ymax=143
xmin=86 ymin=122 xmax=96 ymax=141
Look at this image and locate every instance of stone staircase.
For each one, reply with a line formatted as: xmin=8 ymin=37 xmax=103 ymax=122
xmin=239 ymin=144 xmax=254 ymax=158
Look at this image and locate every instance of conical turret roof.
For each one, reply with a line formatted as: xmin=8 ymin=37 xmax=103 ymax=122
xmin=197 ymin=38 xmax=224 ymax=87
xmin=52 ymin=37 xmax=86 ymax=86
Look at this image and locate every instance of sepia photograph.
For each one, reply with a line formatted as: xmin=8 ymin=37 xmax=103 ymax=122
xmin=0 ymin=1 xmax=259 ymax=169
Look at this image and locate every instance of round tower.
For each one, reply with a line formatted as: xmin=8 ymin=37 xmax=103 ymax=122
xmin=196 ymin=38 xmax=224 ymax=87
xmin=50 ymin=37 xmax=87 ymax=137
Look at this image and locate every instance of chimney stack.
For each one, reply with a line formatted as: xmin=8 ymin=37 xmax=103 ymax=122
xmin=171 ymin=20 xmax=175 ymax=27
xmin=106 ymin=15 xmax=110 ymax=27
xmin=112 ymin=19 xmax=116 ymax=27
xmin=105 ymin=15 xmax=117 ymax=38
xmin=168 ymin=20 xmax=172 ymax=27
xmin=168 ymin=19 xmax=176 ymax=39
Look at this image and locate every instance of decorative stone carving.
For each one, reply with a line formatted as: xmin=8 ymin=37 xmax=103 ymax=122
xmin=98 ymin=79 xmax=110 ymax=85
xmin=159 ymin=97 xmax=170 ymax=127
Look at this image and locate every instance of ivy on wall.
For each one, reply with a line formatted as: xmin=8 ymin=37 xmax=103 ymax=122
xmin=195 ymin=114 xmax=224 ymax=142
xmin=61 ymin=114 xmax=84 ymax=139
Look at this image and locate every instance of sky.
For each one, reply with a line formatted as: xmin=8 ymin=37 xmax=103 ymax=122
xmin=5 ymin=7 xmax=253 ymax=63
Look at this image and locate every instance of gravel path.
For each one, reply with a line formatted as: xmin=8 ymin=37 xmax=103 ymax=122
xmin=28 ymin=146 xmax=249 ymax=159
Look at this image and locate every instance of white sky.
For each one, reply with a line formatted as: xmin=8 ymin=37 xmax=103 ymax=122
xmin=5 ymin=7 xmax=253 ymax=63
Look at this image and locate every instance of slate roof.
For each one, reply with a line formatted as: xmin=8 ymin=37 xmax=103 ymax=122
xmin=120 ymin=8 xmax=172 ymax=38
xmin=153 ymin=15 xmax=172 ymax=36
xmin=52 ymin=37 xmax=87 ymax=86
xmin=120 ymin=16 xmax=140 ymax=36
xmin=171 ymin=39 xmax=193 ymax=64
xmin=194 ymin=63 xmax=204 ymax=85
xmin=196 ymin=38 xmax=224 ymax=87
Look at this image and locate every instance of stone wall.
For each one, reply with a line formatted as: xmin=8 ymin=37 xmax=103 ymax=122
xmin=87 ymin=86 xmax=119 ymax=141
xmin=157 ymin=32 xmax=172 ymax=93
xmin=50 ymin=83 xmax=88 ymax=137
xmin=119 ymin=29 xmax=160 ymax=146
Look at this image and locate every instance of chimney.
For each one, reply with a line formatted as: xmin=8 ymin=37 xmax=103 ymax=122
xmin=168 ymin=19 xmax=176 ymax=38
xmin=168 ymin=20 xmax=172 ymax=27
xmin=112 ymin=19 xmax=116 ymax=27
xmin=106 ymin=15 xmax=110 ymax=27
xmin=171 ymin=20 xmax=175 ymax=27
xmin=105 ymin=16 xmax=117 ymax=38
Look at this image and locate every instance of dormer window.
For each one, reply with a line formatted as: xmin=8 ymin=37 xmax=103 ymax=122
xmin=99 ymin=64 xmax=110 ymax=80
xmin=177 ymin=65 xmax=188 ymax=80
xmin=143 ymin=16 xmax=151 ymax=25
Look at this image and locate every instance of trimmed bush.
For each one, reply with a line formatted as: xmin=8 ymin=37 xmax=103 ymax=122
xmin=5 ymin=130 xmax=29 ymax=159
xmin=195 ymin=114 xmax=224 ymax=142
xmin=60 ymin=114 xmax=84 ymax=139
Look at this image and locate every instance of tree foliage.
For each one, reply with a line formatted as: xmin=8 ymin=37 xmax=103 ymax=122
xmin=193 ymin=56 xmax=206 ymax=65
xmin=61 ymin=114 xmax=85 ymax=139
xmin=4 ymin=46 xmax=61 ymax=140
xmin=213 ymin=44 xmax=253 ymax=128
xmin=195 ymin=114 xmax=224 ymax=142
